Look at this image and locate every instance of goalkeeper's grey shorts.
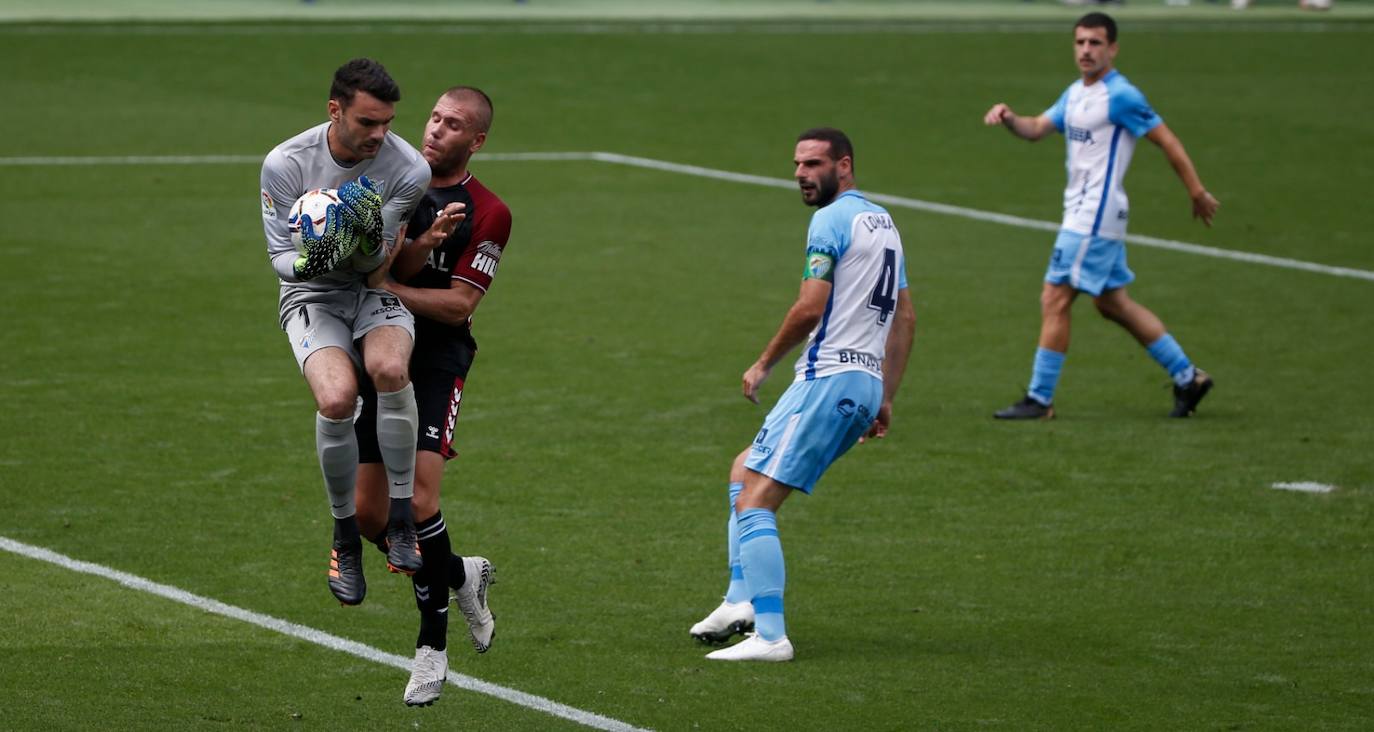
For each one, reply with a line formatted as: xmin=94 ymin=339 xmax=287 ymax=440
xmin=279 ymin=284 xmax=415 ymax=372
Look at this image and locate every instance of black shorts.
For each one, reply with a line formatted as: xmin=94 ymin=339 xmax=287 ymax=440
xmin=357 ymin=329 xmax=477 ymax=463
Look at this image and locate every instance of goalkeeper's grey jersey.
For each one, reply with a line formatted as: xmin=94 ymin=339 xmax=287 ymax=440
xmin=260 ymin=122 xmax=430 ymax=289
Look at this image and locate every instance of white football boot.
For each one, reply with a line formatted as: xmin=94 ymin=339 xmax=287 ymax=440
xmin=452 ymin=556 xmax=495 ymax=653
xmin=705 ymin=632 xmax=794 ymax=662
xmin=689 ymin=599 xmax=755 ymax=644
xmin=402 ymin=646 xmax=448 ymax=706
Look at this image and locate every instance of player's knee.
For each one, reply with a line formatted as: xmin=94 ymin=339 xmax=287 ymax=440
xmin=1093 ymin=299 xmax=1121 ymax=322
xmin=367 ymin=359 xmax=409 ymax=392
xmin=1039 ymin=288 xmax=1071 ymax=316
xmin=1093 ymin=292 xmax=1131 ymax=323
xmin=316 ymin=390 xmax=358 ymax=420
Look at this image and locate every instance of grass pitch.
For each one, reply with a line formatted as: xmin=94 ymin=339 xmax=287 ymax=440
xmin=1 ymin=10 xmax=1372 ymax=731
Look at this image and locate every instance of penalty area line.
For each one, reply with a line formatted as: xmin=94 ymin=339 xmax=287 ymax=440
xmin=0 ymin=535 xmax=651 ymax=732
xmin=1 ymin=150 xmax=1370 ymax=282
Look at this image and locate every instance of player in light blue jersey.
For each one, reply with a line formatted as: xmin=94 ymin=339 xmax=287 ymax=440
xmin=690 ymin=128 xmax=917 ymax=662
xmin=982 ymin=12 xmax=1220 ymax=420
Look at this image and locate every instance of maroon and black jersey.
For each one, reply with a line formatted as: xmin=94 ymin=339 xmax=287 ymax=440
xmin=355 ymin=172 xmax=510 ymax=464
xmin=404 ymin=172 xmax=512 ymax=341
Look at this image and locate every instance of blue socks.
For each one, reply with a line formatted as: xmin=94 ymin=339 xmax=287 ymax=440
xmin=1146 ymin=334 xmax=1196 ymax=387
xmin=1026 ymin=335 xmax=1194 ymax=404
xmin=724 ymin=482 xmax=749 ymax=604
xmin=738 ymin=507 xmax=786 ymax=641
xmin=1028 ymin=347 xmax=1066 ymax=406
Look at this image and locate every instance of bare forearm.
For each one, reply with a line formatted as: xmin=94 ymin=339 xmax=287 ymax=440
xmin=1005 ymin=113 xmax=1049 ymax=141
xmin=1161 ymin=137 xmax=1206 ymax=197
xmin=985 ymin=104 xmax=1052 ymax=141
xmin=384 ymin=282 xmax=479 ymax=327
xmin=881 ymin=298 xmax=916 ymax=403
xmin=1148 ymin=124 xmax=1208 ymax=196
xmin=390 ymin=242 xmax=432 ymax=282
xmin=757 ymin=304 xmax=821 ymax=369
xmin=1146 ymin=123 xmax=1219 ymax=226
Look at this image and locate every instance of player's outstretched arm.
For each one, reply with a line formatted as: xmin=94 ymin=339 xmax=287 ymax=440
xmin=742 ymin=278 xmax=831 ymax=404
xmin=984 ymin=104 xmax=1056 ymax=142
xmin=386 ymin=279 xmax=484 ymax=327
xmin=391 ymin=202 xmax=467 ymax=283
xmin=862 ymin=288 xmax=916 ymax=443
xmin=1145 ymin=123 xmax=1220 ymax=227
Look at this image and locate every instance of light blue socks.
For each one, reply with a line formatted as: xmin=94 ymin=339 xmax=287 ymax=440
xmin=1146 ymin=333 xmax=1196 ymax=387
xmin=1028 ymin=347 xmax=1066 ymax=406
xmin=738 ymin=507 xmax=786 ymax=641
xmin=724 ymin=482 xmax=749 ymax=604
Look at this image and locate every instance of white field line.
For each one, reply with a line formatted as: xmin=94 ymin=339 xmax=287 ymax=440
xmin=0 ymin=535 xmax=650 ymax=732
xmin=1271 ymin=481 xmax=1337 ymax=494
xmin=0 ymin=154 xmax=264 ymax=166
xmin=2 ymin=150 xmax=1370 ymax=283
xmin=584 ymin=152 xmax=1374 ymax=283
xmin=2 ymin=22 xmax=1371 ymax=36
xmin=0 ymin=153 xmax=578 ymax=166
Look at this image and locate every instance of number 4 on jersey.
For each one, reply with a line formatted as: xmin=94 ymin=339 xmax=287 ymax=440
xmin=866 ymin=248 xmax=897 ymax=325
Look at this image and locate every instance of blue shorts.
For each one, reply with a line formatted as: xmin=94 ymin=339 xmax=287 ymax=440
xmin=1044 ymin=229 xmax=1135 ymax=296
xmin=743 ymin=371 xmax=882 ymax=494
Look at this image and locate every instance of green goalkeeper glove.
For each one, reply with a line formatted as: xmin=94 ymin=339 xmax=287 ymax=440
xmin=338 ymin=175 xmax=384 ymax=256
xmin=292 ymin=204 xmax=359 ymax=280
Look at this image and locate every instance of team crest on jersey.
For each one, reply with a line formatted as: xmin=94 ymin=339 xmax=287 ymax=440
xmin=260 ymin=189 xmax=276 ymax=220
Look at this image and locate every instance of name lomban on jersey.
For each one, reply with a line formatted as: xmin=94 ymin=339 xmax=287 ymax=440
xmin=795 ymin=189 xmax=909 ymax=382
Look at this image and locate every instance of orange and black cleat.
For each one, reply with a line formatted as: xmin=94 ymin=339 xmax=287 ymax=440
xmin=385 ymin=518 xmax=422 ymax=576
xmin=328 ymin=539 xmax=367 ymax=606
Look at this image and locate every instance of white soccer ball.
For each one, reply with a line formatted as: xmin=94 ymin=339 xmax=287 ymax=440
xmin=288 ymin=188 xmax=341 ymax=253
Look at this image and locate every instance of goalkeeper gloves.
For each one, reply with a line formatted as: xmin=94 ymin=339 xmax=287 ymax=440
xmin=338 ymin=175 xmax=384 ymax=256
xmin=292 ymin=204 xmax=359 ymax=280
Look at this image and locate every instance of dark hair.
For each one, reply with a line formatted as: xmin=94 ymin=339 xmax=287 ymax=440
xmin=330 ymin=58 xmax=401 ymax=107
xmin=797 ymin=127 xmax=854 ymax=168
xmin=1075 ymin=12 xmax=1117 ymax=43
xmin=442 ymin=85 xmax=495 ymax=133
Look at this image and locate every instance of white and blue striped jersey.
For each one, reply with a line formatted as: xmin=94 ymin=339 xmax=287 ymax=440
xmin=1045 ymin=70 xmax=1162 ymax=240
xmin=793 ymin=190 xmax=909 ymax=382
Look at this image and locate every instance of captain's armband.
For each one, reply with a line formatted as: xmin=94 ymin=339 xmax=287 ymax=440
xmin=802 ymin=251 xmax=836 ymax=282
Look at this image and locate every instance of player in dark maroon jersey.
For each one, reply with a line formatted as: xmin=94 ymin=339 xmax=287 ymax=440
xmin=353 ymin=86 xmax=511 ymax=706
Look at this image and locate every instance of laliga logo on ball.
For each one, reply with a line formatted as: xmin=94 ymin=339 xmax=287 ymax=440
xmin=287 ymin=188 xmax=342 ymax=253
